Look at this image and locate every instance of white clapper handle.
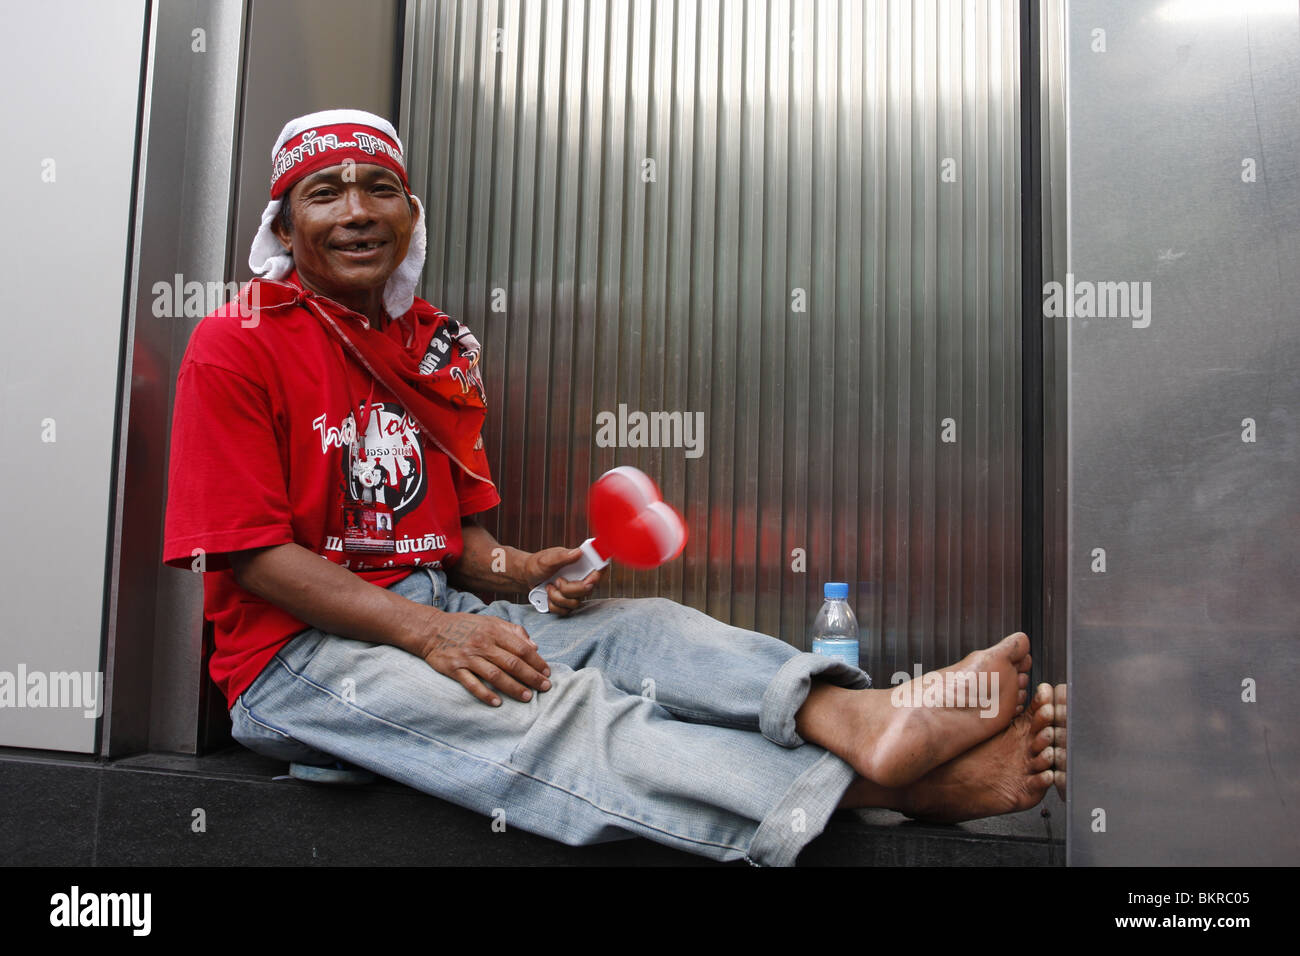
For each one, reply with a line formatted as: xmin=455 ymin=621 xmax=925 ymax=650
xmin=528 ymin=537 xmax=610 ymax=613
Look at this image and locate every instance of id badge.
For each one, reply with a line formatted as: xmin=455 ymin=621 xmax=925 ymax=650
xmin=342 ymin=499 xmax=396 ymax=554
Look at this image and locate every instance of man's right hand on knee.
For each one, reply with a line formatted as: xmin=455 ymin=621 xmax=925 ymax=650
xmin=230 ymin=543 xmax=551 ymax=708
xmin=414 ymin=609 xmax=552 ymax=707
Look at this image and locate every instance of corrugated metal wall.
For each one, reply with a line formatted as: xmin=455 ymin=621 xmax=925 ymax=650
xmin=401 ymin=0 xmax=1024 ymax=681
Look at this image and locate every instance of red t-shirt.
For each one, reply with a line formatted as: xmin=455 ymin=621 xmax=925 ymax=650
xmin=162 ymin=271 xmax=500 ymax=708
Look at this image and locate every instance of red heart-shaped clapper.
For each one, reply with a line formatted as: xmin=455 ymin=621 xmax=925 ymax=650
xmin=587 ymin=466 xmax=688 ymax=570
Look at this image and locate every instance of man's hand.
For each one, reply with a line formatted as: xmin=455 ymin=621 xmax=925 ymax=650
xmin=417 ymin=610 xmax=552 ymax=707
xmin=229 ymin=543 xmax=554 ymax=708
xmin=524 ymin=546 xmax=603 ymax=616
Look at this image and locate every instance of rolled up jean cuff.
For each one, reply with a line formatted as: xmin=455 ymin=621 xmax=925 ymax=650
xmin=760 ymin=652 xmax=872 ymax=747
xmin=747 ymin=748 xmax=861 ymax=866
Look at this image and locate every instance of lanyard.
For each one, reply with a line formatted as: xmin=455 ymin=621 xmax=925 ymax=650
xmin=327 ymin=335 xmax=378 ymax=452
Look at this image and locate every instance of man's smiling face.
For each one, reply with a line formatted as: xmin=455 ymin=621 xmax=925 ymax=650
xmin=272 ymin=162 xmax=415 ymax=317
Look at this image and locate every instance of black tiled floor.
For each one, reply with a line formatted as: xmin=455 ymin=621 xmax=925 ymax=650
xmin=1 ymin=746 xmax=1064 ymax=866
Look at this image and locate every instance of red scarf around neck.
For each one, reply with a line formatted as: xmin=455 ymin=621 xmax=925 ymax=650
xmin=241 ymin=275 xmax=495 ymax=492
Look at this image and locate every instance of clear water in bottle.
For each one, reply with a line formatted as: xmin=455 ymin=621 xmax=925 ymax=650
xmin=811 ymin=582 xmax=860 ymax=670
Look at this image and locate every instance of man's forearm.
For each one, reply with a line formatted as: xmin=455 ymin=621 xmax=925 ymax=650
xmin=230 ymin=541 xmax=554 ymax=707
xmin=447 ymin=520 xmax=534 ymax=594
xmin=230 ymin=542 xmax=437 ymax=657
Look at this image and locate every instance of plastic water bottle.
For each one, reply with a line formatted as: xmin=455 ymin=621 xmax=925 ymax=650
xmin=811 ymin=582 xmax=860 ymax=670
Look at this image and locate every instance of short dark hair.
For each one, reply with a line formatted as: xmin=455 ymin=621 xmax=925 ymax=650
xmin=275 ymin=199 xmax=293 ymax=237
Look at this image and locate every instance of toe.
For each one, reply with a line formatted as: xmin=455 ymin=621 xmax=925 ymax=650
xmin=1031 ymin=725 xmax=1054 ymax=754
xmin=1002 ymin=632 xmax=1030 ymax=664
xmin=1030 ymin=682 xmax=1053 ymax=711
xmin=1030 ymin=702 xmax=1054 ymax=735
xmin=1026 ymin=687 xmax=1052 ymax=727
xmin=1018 ymin=770 xmax=1053 ymax=811
xmin=1029 ymin=745 xmax=1054 ymax=773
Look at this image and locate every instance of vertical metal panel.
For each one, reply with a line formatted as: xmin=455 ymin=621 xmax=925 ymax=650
xmin=105 ymin=0 xmax=403 ymax=756
xmin=0 ymin=0 xmax=149 ymax=752
xmin=1066 ymin=0 xmax=1300 ymax=863
xmin=1041 ymin=0 xmax=1069 ymax=687
xmin=402 ymin=0 xmax=1025 ymax=680
xmin=229 ymin=0 xmax=404 ymax=285
xmin=106 ymin=0 xmax=246 ymax=757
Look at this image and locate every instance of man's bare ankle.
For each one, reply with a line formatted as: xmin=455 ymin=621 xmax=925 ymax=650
xmin=795 ymin=682 xmax=860 ymax=754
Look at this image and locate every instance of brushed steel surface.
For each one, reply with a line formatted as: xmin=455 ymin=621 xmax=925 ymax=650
xmin=401 ymin=0 xmax=1031 ymax=682
xmin=0 ymin=0 xmax=149 ymax=753
xmin=229 ymin=0 xmax=403 ymax=285
xmin=1066 ymin=0 xmax=1300 ymax=864
xmin=106 ymin=0 xmax=247 ymax=757
xmin=1042 ymin=0 xmax=1069 ymax=687
xmin=105 ymin=0 xmax=402 ymax=755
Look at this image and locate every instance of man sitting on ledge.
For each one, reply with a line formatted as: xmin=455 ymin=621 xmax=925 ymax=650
xmin=163 ymin=109 xmax=1061 ymax=866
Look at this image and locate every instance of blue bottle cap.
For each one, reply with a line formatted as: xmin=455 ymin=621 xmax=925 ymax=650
xmin=824 ymin=582 xmax=848 ymax=600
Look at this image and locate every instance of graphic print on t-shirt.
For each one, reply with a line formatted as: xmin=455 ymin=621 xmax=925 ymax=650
xmin=343 ymin=401 xmax=426 ymax=521
xmin=418 ymin=316 xmax=487 ymax=405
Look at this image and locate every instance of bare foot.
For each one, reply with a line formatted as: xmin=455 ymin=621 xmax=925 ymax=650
xmin=893 ymin=682 xmax=1056 ymax=823
xmin=846 ymin=632 xmax=1032 ymax=788
xmin=1051 ymin=682 xmax=1067 ymax=800
xmin=934 ymin=647 xmax=1032 ymax=714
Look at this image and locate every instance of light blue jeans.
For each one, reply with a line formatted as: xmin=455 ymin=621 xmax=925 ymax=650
xmin=229 ymin=566 xmax=869 ymax=866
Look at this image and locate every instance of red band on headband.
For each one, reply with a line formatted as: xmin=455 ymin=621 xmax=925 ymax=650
xmin=270 ymin=123 xmax=408 ymax=200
